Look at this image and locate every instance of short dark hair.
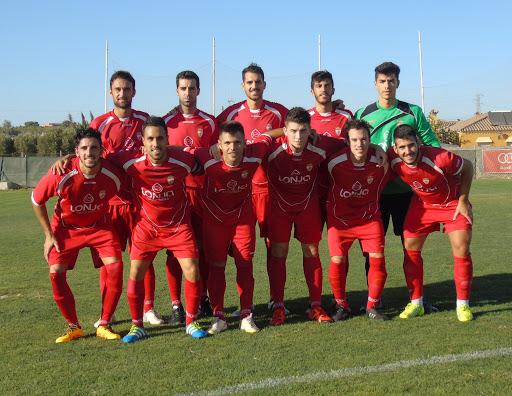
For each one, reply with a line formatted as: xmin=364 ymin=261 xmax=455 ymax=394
xmin=176 ymin=70 xmax=200 ymax=89
xmin=374 ymin=62 xmax=400 ymax=80
xmin=343 ymin=119 xmax=372 ymax=138
xmin=393 ymin=124 xmax=418 ymax=141
xmin=285 ymin=107 xmax=311 ymax=126
xmin=242 ymin=63 xmax=264 ymax=82
xmin=142 ymin=116 xmax=167 ymax=136
xmin=310 ymin=70 xmax=334 ymax=89
xmin=219 ymin=121 xmax=245 ymax=138
xmin=110 ymin=70 xmax=136 ymax=88
xmin=74 ymin=128 xmax=102 ymax=148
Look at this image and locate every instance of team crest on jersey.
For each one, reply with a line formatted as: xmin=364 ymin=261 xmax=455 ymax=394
xmin=291 ymin=169 xmax=301 ymax=176
xmin=124 ymin=138 xmax=135 ymax=150
xmin=184 ymin=136 xmax=194 ymax=147
xmin=306 ymin=163 xmax=313 ymax=172
xmin=227 ymin=179 xmax=238 ymax=190
xmin=323 ymin=132 xmax=332 ymax=137
xmin=352 ymin=181 xmax=362 ymax=191
xmin=152 ymin=183 xmax=163 ymax=193
xmin=251 ymin=129 xmax=261 ymax=139
xmin=412 ymin=181 xmax=423 ymax=189
xmin=99 ymin=190 xmax=106 ymax=199
xmin=241 ymin=170 xmax=248 ymax=179
xmin=197 ymin=128 xmax=203 ymax=138
xmin=423 ymin=178 xmax=430 ymax=184
xmin=83 ymin=193 xmax=94 ymax=204
xmin=266 ymin=124 xmax=272 ymax=131
xmin=335 ymin=127 xmax=342 ymax=136
xmin=367 ymin=176 xmax=374 ymax=184
xmin=167 ymin=176 xmax=175 ymax=185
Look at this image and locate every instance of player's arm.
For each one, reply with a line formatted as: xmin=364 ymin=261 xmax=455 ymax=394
xmin=265 ymin=128 xmax=285 ymax=139
xmin=51 ymin=154 xmax=75 ymax=175
xmin=414 ymin=107 xmax=441 ymax=147
xmin=453 ymin=158 xmax=474 ymax=224
xmin=370 ymin=144 xmax=387 ymax=167
xmin=31 ymin=180 xmax=60 ymax=262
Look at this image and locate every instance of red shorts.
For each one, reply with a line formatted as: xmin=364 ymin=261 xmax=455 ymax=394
xmin=252 ymin=189 xmax=269 ymax=238
xmin=109 ymin=203 xmax=138 ymax=251
xmin=49 ymin=223 xmax=122 ymax=268
xmin=327 ymin=219 xmax=385 ymax=256
xmin=130 ymin=220 xmax=198 ymax=262
xmin=403 ymin=197 xmax=472 ymax=238
xmin=268 ymin=201 xmax=322 ymax=244
xmin=203 ymin=213 xmax=256 ymax=263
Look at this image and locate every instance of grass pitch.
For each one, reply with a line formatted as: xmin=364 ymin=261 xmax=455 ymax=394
xmin=1 ymin=180 xmax=511 ymax=395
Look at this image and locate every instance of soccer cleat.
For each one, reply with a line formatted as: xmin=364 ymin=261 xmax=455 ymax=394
xmin=399 ymin=303 xmax=425 ymax=319
xmin=240 ymin=313 xmax=260 ymax=333
xmin=270 ymin=307 xmax=286 ymax=326
xmin=268 ymin=300 xmax=290 ymax=315
xmin=456 ymin=304 xmax=473 ymax=322
xmin=94 ymin=313 xmax=116 ymax=329
xmin=186 ymin=322 xmax=208 ymax=339
xmin=231 ymin=305 xmax=256 ymax=318
xmin=199 ymin=296 xmax=213 ymax=317
xmin=207 ymin=317 xmax=228 ymax=335
xmin=307 ymin=306 xmax=333 ymax=323
xmin=55 ymin=326 xmax=84 ymax=344
xmin=122 ymin=325 xmax=147 ymax=343
xmin=332 ymin=304 xmax=352 ymax=322
xmin=169 ymin=303 xmax=186 ymax=325
xmin=143 ymin=309 xmax=164 ymax=325
xmin=96 ymin=325 xmax=121 ymax=340
xmin=366 ymin=308 xmax=390 ymax=321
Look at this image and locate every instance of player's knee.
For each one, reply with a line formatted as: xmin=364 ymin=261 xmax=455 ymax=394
xmin=369 ymin=252 xmax=384 ymax=258
xmin=301 ymin=243 xmax=318 ymax=258
xmin=330 ymin=256 xmax=345 ymax=264
xmin=49 ymin=263 xmax=67 ymax=274
xmin=271 ymin=243 xmax=288 ymax=258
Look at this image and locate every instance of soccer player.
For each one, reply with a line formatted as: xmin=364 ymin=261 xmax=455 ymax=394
xmin=390 ymin=125 xmax=474 ymax=322
xmin=266 ymin=107 xmax=347 ymax=326
xmin=90 ymin=71 xmax=163 ymax=326
xmin=326 ymin=120 xmax=390 ymax=321
xmin=109 ymin=116 xmax=207 ymax=342
xmin=194 ymin=121 xmax=276 ymax=334
xmin=217 ymin=63 xmax=288 ymax=310
xmin=355 ymin=62 xmax=440 ymax=304
xmin=163 ymin=70 xmax=218 ymax=323
xmin=32 ymin=128 xmax=125 ymax=343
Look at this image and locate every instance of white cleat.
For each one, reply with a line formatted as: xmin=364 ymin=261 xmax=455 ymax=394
xmin=240 ymin=313 xmax=260 ymax=333
xmin=207 ymin=317 xmax=228 ymax=335
xmin=143 ymin=309 xmax=164 ymax=325
xmin=94 ymin=313 xmax=116 ymax=329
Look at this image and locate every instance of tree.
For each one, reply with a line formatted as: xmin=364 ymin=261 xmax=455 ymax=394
xmin=0 ymin=135 xmax=15 ymax=155
xmin=24 ymin=121 xmax=39 ymax=128
xmin=37 ymin=129 xmax=62 ymax=155
xmin=14 ymin=134 xmax=38 ymax=156
xmin=89 ymin=111 xmax=95 ymax=123
xmin=429 ymin=109 xmax=460 ymax=146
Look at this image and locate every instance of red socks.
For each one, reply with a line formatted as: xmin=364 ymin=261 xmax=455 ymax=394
xmin=165 ymin=254 xmax=183 ymax=306
xmin=50 ymin=272 xmax=78 ymax=326
xmin=268 ymin=256 xmax=287 ymax=305
xmin=143 ymin=264 xmax=156 ymax=313
xmin=328 ymin=259 xmax=348 ymax=304
xmin=454 ymin=255 xmax=473 ymax=300
xmin=367 ymin=257 xmax=387 ymax=310
xmin=403 ymin=250 xmax=424 ymax=300
xmin=235 ymin=260 xmax=254 ymax=316
xmin=100 ymin=261 xmax=123 ymax=325
xmin=207 ymin=265 xmax=226 ymax=318
xmin=127 ymin=279 xmax=144 ymax=326
xmin=184 ymin=279 xmax=201 ymax=325
xmin=303 ymin=256 xmax=322 ymax=306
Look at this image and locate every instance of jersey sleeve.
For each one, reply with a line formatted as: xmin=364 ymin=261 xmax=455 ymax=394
xmin=318 ymin=135 xmax=347 ymax=157
xmin=437 ymin=149 xmax=465 ymax=176
xmin=193 ymin=147 xmax=211 ymax=167
xmin=413 ymin=106 xmax=441 ymax=148
xmin=31 ymin=171 xmax=60 ymax=206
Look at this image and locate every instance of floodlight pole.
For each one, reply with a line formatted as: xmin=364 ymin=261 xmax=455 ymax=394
xmin=104 ymin=39 xmax=109 ymax=113
xmin=317 ymin=34 xmax=321 ymax=71
xmin=418 ymin=31 xmax=425 ymax=112
xmin=212 ymin=36 xmax=216 ymax=115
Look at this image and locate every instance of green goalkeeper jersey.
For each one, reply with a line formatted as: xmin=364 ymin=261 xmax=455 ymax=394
xmin=355 ymin=100 xmax=440 ymax=194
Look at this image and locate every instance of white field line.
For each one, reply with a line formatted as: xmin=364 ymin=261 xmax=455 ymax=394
xmin=176 ymin=347 xmax=512 ymax=396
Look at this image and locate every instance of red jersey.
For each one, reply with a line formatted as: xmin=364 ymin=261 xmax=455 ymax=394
xmin=308 ymin=107 xmax=353 ymax=141
xmin=267 ymin=135 xmax=345 ymax=214
xmin=217 ymin=100 xmax=288 ymax=190
xmin=112 ymin=148 xmax=199 ymax=230
xmin=163 ymin=108 xmax=218 ymax=189
xmin=32 ymin=157 xmax=123 ymax=228
xmin=327 ymin=147 xmax=390 ymax=227
xmin=389 ymin=146 xmax=465 ymax=206
xmin=194 ymin=138 xmax=271 ymax=224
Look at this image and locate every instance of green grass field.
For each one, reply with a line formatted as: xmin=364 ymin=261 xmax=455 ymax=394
xmin=1 ymin=179 xmax=511 ymax=395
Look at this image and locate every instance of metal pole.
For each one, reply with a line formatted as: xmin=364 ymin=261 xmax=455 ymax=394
xmin=104 ymin=39 xmax=109 ymax=113
xmin=212 ymin=37 xmax=216 ymax=115
xmin=317 ymin=34 xmax=321 ymax=71
xmin=418 ymin=31 xmax=425 ymax=112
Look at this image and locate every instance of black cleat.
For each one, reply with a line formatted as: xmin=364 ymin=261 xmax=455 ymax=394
xmin=332 ymin=304 xmax=352 ymax=321
xmin=199 ymin=296 xmax=213 ymax=317
xmin=169 ymin=303 xmax=185 ymax=325
xmin=366 ymin=308 xmax=389 ymax=321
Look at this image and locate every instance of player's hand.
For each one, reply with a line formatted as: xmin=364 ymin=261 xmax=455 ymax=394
xmin=209 ymin=144 xmax=222 ymax=160
xmin=332 ymin=99 xmax=345 ymax=110
xmin=453 ymin=198 xmax=473 ymax=224
xmin=374 ymin=145 xmax=388 ymax=169
xmin=51 ymin=154 xmax=74 ymax=175
xmin=43 ymin=234 xmax=60 ymax=263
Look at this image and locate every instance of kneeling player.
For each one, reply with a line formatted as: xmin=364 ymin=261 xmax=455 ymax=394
xmin=32 ymin=128 xmax=124 ymax=343
xmin=326 ymin=120 xmax=390 ymax=321
xmin=390 ymin=124 xmax=474 ymax=322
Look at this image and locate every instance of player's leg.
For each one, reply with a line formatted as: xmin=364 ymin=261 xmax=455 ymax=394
xmin=252 ymin=190 xmax=272 ymax=297
xmin=142 ymin=263 xmax=164 ymax=325
xmin=448 ymin=229 xmax=473 ymax=321
xmin=96 ymin=255 xmax=123 ymax=340
xmin=165 ymin=250 xmax=184 ymax=324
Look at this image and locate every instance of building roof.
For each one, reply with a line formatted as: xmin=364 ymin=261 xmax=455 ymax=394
xmin=450 ymin=112 xmax=512 ymax=133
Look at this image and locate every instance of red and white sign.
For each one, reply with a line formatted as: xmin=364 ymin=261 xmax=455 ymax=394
xmin=482 ymin=148 xmax=512 ymax=173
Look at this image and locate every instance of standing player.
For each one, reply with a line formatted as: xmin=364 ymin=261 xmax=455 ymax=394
xmin=266 ymin=107 xmax=346 ymax=325
xmin=108 ymin=116 xmax=207 ymax=342
xmin=355 ymin=62 xmax=440 ymax=304
xmin=90 ymin=71 xmax=163 ymax=326
xmin=217 ymin=63 xmax=288 ymax=310
xmin=390 ymin=125 xmax=474 ymax=322
xmin=163 ymin=70 xmax=218 ymax=323
xmin=32 ymin=129 xmax=124 ymax=343
xmin=326 ymin=120 xmax=390 ymax=321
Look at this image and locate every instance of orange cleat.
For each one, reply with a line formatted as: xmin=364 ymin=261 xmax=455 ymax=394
xmin=307 ymin=306 xmax=333 ymax=323
xmin=270 ymin=307 xmax=286 ymax=326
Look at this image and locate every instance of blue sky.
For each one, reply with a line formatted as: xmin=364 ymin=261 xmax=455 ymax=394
xmin=1 ymin=0 xmax=510 ymax=125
